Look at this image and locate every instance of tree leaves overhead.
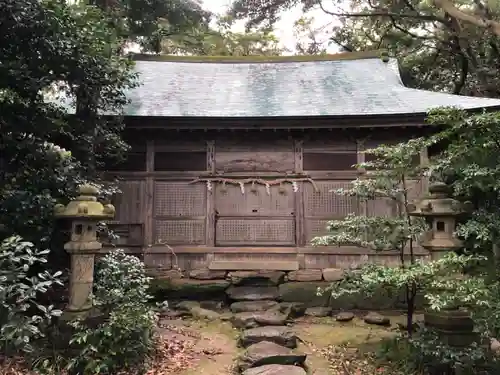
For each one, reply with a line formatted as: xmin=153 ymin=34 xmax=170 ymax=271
xmin=90 ymin=0 xmax=211 ymax=51
xmin=228 ymin=0 xmax=500 ymax=97
xmin=230 ymin=0 xmax=303 ymax=29
xmin=160 ymin=15 xmax=286 ymax=56
xmin=0 ymin=0 xmax=135 ymax=244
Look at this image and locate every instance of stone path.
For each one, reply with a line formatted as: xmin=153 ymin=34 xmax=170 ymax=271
xmin=226 ymin=271 xmax=309 ymax=375
xmin=159 ymin=268 xmax=409 ymax=375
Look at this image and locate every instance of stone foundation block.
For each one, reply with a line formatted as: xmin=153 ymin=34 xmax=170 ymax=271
xmin=322 ymin=268 xmax=344 ymax=282
xmin=226 ymin=286 xmax=279 ymax=301
xmin=278 ymin=282 xmax=330 ymax=307
xmin=229 ymin=271 xmax=285 ymax=286
xmin=287 ymin=269 xmax=323 ymax=282
xmin=189 ymin=269 xmax=227 ymax=280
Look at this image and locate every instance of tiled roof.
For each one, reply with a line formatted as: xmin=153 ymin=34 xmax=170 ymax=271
xmin=125 ymin=53 xmax=500 ymax=117
xmin=53 ymin=52 xmax=500 ymax=117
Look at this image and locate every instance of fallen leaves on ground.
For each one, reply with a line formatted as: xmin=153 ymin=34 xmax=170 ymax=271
xmin=144 ymin=333 xmax=197 ymax=375
xmin=0 ymin=326 xmax=201 ymax=375
xmin=0 ymin=356 xmax=35 ymax=375
xmin=316 ymin=344 xmax=389 ymax=375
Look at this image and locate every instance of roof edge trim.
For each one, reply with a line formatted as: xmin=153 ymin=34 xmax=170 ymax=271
xmin=129 ymin=50 xmax=388 ymax=64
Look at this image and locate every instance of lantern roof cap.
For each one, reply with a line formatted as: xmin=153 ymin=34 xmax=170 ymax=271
xmin=54 ymin=184 xmax=115 ymax=220
xmin=428 ymin=182 xmax=449 ymax=195
xmin=408 ymin=181 xmax=468 ymax=217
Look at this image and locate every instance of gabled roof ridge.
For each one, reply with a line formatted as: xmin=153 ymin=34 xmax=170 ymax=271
xmin=129 ymin=50 xmax=388 ymax=64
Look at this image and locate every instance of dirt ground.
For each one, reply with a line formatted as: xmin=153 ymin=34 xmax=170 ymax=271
xmin=156 ymin=312 xmax=422 ymax=375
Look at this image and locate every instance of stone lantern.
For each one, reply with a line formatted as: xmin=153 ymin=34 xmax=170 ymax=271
xmin=408 ymin=181 xmax=476 ymax=348
xmin=407 ymin=181 xmax=468 ymax=260
xmin=54 ymin=184 xmax=115 ymax=319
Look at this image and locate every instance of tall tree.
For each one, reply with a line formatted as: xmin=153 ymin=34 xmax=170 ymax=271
xmin=160 ymin=15 xmax=286 ymax=56
xmin=293 ymin=16 xmax=332 ymax=55
xmin=88 ymin=0 xmax=211 ymax=53
xmin=0 ymin=0 xmax=136 ymax=245
xmin=229 ymin=0 xmax=500 ymax=97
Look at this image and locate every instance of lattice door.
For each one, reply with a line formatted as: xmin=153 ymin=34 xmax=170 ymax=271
xmin=303 ymin=180 xmax=360 ymax=243
xmin=214 ymin=183 xmax=295 ymax=246
xmin=153 ymin=181 xmax=207 ymax=245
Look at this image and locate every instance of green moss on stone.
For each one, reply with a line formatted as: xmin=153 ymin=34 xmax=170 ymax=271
xmin=149 ymin=278 xmax=230 ymax=301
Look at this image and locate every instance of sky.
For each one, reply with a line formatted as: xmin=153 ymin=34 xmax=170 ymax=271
xmin=202 ymin=0 xmax=339 ymax=54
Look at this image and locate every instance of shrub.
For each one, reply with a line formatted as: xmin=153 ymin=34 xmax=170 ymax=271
xmin=65 ymin=249 xmax=157 ymax=375
xmin=0 ymin=235 xmax=63 ymax=354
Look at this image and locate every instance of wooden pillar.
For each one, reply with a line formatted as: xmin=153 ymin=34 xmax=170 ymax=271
xmin=144 ymin=140 xmax=155 ymax=247
xmin=357 ymin=139 xmax=368 ymax=216
xmin=420 ymin=147 xmax=429 ymax=193
xmin=206 ymin=140 xmax=216 ymax=247
xmin=294 ymin=139 xmax=305 ymax=246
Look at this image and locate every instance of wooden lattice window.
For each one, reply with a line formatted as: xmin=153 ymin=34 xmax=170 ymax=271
xmin=106 ymin=152 xmax=147 ymax=171
xmin=365 ymin=152 xmax=420 ymax=167
xmin=153 ymin=181 xmax=207 ymax=245
xmin=364 ymin=140 xmax=420 ymax=167
xmin=154 ymin=151 xmax=206 ymax=171
xmin=303 ymin=152 xmax=357 ymax=171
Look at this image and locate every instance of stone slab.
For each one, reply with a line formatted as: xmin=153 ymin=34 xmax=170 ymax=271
xmin=188 ymin=269 xmax=227 ymax=280
xmin=322 ymin=268 xmax=344 ymax=282
xmin=149 ymin=278 xmax=230 ymax=300
xmin=287 ymin=269 xmax=323 ymax=282
xmin=242 ymin=364 xmax=307 ymax=375
xmin=230 ymin=301 xmax=279 ymax=313
xmin=226 ymin=286 xmax=279 ymax=301
xmin=239 ymin=326 xmax=298 ymax=348
xmin=278 ymin=282 xmax=330 ymax=307
xmin=229 ymin=271 xmax=285 ymax=286
xmin=305 ymin=307 xmax=332 ymax=317
xmin=209 ymin=260 xmax=299 ymax=271
xmin=238 ymin=341 xmax=306 ymax=371
xmin=231 ymin=311 xmax=288 ymax=329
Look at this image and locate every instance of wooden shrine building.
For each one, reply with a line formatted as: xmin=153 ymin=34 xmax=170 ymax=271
xmin=106 ymin=51 xmax=500 ymax=274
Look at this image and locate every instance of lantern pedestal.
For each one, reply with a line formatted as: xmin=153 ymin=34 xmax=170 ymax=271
xmin=424 ymin=308 xmax=477 ymax=347
xmin=408 ymin=182 xmax=477 ymax=354
xmin=54 ymin=184 xmax=115 ymax=321
xmin=60 ymin=250 xmax=97 ymax=320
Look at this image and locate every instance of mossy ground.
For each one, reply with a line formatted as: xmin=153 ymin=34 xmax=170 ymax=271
xmin=159 ymin=312 xmax=422 ymax=375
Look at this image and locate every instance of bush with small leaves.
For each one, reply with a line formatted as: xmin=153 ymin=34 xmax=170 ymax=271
xmin=0 ymin=235 xmax=63 ymax=354
xmin=65 ymin=249 xmax=157 ymax=375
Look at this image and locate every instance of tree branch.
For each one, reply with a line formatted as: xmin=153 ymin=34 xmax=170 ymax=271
xmin=433 ymin=0 xmax=500 ymax=36
xmin=318 ymin=1 xmax=447 ymax=23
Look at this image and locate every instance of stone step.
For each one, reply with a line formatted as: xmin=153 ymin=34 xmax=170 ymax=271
xmin=226 ymin=286 xmax=279 ymax=301
xmin=209 ymin=260 xmax=299 ymax=271
xmin=237 ymin=341 xmax=306 ymax=372
xmin=231 ymin=311 xmax=289 ymax=329
xmin=239 ymin=326 xmax=298 ymax=349
xmin=242 ymin=364 xmax=307 ymax=375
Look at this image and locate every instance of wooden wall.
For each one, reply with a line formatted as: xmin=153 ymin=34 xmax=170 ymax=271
xmin=104 ymin=128 xmax=429 ymax=271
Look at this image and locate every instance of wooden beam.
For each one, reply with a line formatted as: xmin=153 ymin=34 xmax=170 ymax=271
xmin=206 ymin=140 xmax=215 ymax=246
xmin=293 ymin=139 xmax=304 ymax=246
xmin=144 ymin=140 xmax=155 ymax=247
xmin=357 ymin=139 xmax=368 ymax=217
xmin=144 ymin=245 xmax=429 ymax=255
xmin=209 ymin=260 xmax=299 ymax=271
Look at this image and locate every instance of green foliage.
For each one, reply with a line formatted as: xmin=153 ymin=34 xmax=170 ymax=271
xmin=65 ymin=249 xmax=157 ymax=375
xmin=426 ymin=108 xmax=500 ymax=256
xmin=313 ymin=137 xmax=431 ymax=335
xmin=325 ymin=252 xmax=491 ymax=311
xmin=0 ymin=0 xmax=136 ymax=246
xmin=160 ymin=15 xmax=285 ymax=56
xmin=312 ymin=107 xmax=500 ymax=372
xmin=312 ymin=136 xmax=430 ymax=253
xmin=0 ymin=236 xmax=63 ymax=354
